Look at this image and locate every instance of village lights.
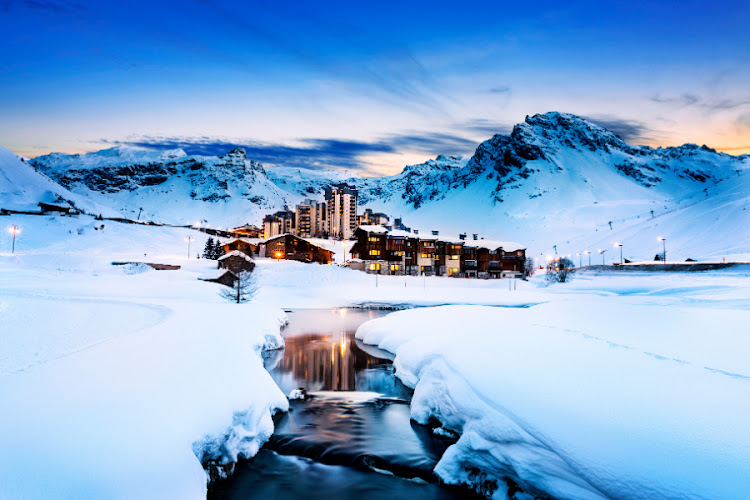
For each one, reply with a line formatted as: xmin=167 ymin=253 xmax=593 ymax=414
xmin=274 ymin=251 xmax=283 ymax=259
xmin=7 ymin=225 xmax=20 ymax=254
xmin=614 ymin=243 xmax=623 ymax=264
xmin=184 ymin=235 xmax=194 ymax=259
xmin=658 ymin=237 xmax=666 ymax=262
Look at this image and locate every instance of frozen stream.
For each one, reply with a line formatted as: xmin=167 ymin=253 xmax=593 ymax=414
xmin=209 ymin=308 xmax=482 ymax=500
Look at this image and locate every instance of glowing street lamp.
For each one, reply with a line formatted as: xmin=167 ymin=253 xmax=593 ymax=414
xmin=7 ymin=225 xmax=20 ymax=254
xmin=184 ymin=236 xmax=194 ymax=259
xmin=658 ymin=237 xmax=666 ymax=262
xmin=614 ymin=242 xmax=623 ymax=265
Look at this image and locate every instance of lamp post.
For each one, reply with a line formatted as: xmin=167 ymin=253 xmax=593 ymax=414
xmin=614 ymin=243 xmax=623 ymax=265
xmin=658 ymin=237 xmax=666 ymax=262
xmin=185 ymin=236 xmax=194 ymax=259
xmin=598 ymin=249 xmax=606 ymax=265
xmin=584 ymin=250 xmax=591 ymax=266
xmin=577 ymin=253 xmax=581 ymax=268
xmin=8 ymin=225 xmax=20 ymax=253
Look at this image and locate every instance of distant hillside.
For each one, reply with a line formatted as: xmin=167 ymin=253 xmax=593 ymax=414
xmin=19 ymin=112 xmax=750 ymax=260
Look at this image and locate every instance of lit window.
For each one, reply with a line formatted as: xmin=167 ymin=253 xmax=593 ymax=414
xmin=368 ymin=236 xmax=379 ymax=242
xmin=369 ymin=250 xmax=381 ymax=256
xmin=369 ymin=263 xmax=381 ymax=271
xmin=450 ymin=255 xmax=460 ymax=260
xmin=390 ymin=264 xmax=399 ymax=271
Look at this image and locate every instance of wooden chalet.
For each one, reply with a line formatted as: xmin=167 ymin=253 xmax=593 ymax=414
xmin=230 ymin=225 xmax=263 ymax=238
xmin=221 ymin=237 xmax=259 ymax=257
xmin=351 ymin=225 xmax=526 ymax=278
xmin=350 ymin=226 xmax=418 ymax=274
xmin=218 ymin=250 xmax=256 ymax=274
xmin=260 ymin=234 xmax=333 ymax=264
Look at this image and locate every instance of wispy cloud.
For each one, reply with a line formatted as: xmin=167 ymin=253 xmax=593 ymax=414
xmin=583 ymin=115 xmax=652 ymax=143
xmin=459 ymin=118 xmax=511 ymax=137
xmin=650 ymin=93 xmax=750 ymax=112
xmin=101 ymin=131 xmax=479 ymax=174
xmin=487 ymin=86 xmax=511 ymax=94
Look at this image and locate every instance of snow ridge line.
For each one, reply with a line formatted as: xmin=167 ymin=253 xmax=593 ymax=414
xmin=399 ymin=352 xmax=612 ymax=499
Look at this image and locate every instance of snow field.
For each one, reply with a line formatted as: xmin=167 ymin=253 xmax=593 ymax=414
xmin=0 ymin=215 xmax=288 ymax=499
xmin=355 ymin=293 xmax=750 ymax=500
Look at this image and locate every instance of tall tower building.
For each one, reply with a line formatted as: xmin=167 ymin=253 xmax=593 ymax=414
xmin=325 ymin=185 xmax=357 ymax=240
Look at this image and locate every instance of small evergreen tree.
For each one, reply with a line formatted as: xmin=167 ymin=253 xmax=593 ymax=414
xmin=212 ymin=240 xmax=225 ymax=259
xmin=219 ymin=271 xmax=258 ymax=304
xmin=203 ymin=237 xmax=215 ymax=259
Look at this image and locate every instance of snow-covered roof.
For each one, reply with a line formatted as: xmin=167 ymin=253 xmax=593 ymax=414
xmin=386 ymin=229 xmax=416 ymax=239
xmin=471 ymin=240 xmax=526 ymax=251
xmin=223 ymin=237 xmax=260 ymax=246
xmin=218 ymin=250 xmax=254 ymax=262
xmin=357 ymin=224 xmax=388 ymax=234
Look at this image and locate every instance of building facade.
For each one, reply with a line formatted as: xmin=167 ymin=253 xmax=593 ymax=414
xmin=325 ymin=185 xmax=357 ymax=240
xmin=351 ymin=225 xmax=526 ymax=277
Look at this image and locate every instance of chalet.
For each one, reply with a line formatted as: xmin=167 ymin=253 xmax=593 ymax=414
xmin=230 ymin=225 xmax=263 ymax=238
xmin=259 ymin=234 xmax=333 ymax=264
xmin=350 ymin=225 xmax=418 ymax=275
xmin=218 ymin=250 xmax=256 ymax=274
xmin=221 ymin=237 xmax=259 ymax=257
xmin=200 ymin=269 xmax=238 ymax=288
xmin=350 ymin=225 xmax=526 ymax=278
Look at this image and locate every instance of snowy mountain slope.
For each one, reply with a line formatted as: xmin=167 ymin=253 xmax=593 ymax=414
xmin=31 ymin=146 xmax=297 ymax=226
xmin=0 ymin=146 xmax=118 ymax=216
xmin=345 ymin=113 xmax=750 ymax=260
xmin=23 ymin=112 xmax=750 ymax=260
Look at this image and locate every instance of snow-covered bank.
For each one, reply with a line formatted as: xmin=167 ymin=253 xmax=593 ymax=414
xmin=0 ymin=215 xmax=288 ymax=498
xmin=355 ymin=284 xmax=750 ymax=499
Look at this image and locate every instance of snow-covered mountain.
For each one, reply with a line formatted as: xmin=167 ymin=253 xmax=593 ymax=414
xmin=0 ymin=146 xmax=117 ymax=216
xmin=17 ymin=112 xmax=750 ymax=260
xmin=31 ymin=146 xmax=295 ymax=226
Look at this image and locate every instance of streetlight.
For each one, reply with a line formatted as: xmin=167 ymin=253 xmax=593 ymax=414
xmin=584 ymin=250 xmax=591 ymax=266
xmin=658 ymin=237 xmax=666 ymax=262
xmin=7 ymin=225 xmax=20 ymax=254
xmin=185 ymin=236 xmax=194 ymax=259
xmin=614 ymin=243 xmax=623 ymax=265
xmin=598 ymin=249 xmax=606 ymax=265
xmin=576 ymin=253 xmax=581 ymax=268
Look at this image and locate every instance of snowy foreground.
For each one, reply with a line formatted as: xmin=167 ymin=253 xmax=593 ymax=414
xmin=2 ymin=214 xmax=750 ymax=499
xmin=356 ymin=277 xmax=750 ymax=499
xmin=0 ymin=216 xmax=290 ymax=499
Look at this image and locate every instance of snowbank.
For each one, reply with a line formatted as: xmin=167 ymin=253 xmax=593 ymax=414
xmin=356 ymin=301 xmax=750 ymax=499
xmin=0 ymin=214 xmax=288 ymax=498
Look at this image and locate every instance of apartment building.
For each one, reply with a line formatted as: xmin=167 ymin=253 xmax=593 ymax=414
xmin=325 ymin=185 xmax=358 ymax=240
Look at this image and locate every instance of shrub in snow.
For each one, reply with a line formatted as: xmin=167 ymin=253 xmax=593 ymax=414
xmin=545 ymin=257 xmax=574 ymax=284
xmin=523 ymin=257 xmax=536 ymax=278
xmin=219 ymin=271 xmax=258 ymax=304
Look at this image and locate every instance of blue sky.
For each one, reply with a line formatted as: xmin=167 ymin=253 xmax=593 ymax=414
xmin=1 ymin=0 xmax=749 ymax=174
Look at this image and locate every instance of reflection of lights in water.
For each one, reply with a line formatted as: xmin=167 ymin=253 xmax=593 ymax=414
xmin=340 ymin=337 xmax=346 ymax=357
xmin=331 ymin=343 xmax=335 ymax=365
xmin=337 ymin=308 xmax=347 ymax=317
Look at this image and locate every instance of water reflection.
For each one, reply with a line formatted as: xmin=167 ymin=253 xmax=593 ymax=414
xmin=267 ymin=309 xmax=410 ymax=399
xmin=211 ymin=309 xmax=483 ymax=500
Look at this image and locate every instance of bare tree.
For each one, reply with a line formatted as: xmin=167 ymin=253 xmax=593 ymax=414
xmin=219 ymin=271 xmax=259 ymax=304
xmin=523 ymin=257 xmax=536 ymax=278
xmin=546 ymin=257 xmax=574 ymax=284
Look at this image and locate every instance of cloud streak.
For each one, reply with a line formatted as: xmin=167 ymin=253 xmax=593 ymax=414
xmin=583 ymin=115 xmax=653 ymax=143
xmin=101 ymin=131 xmax=479 ymax=174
